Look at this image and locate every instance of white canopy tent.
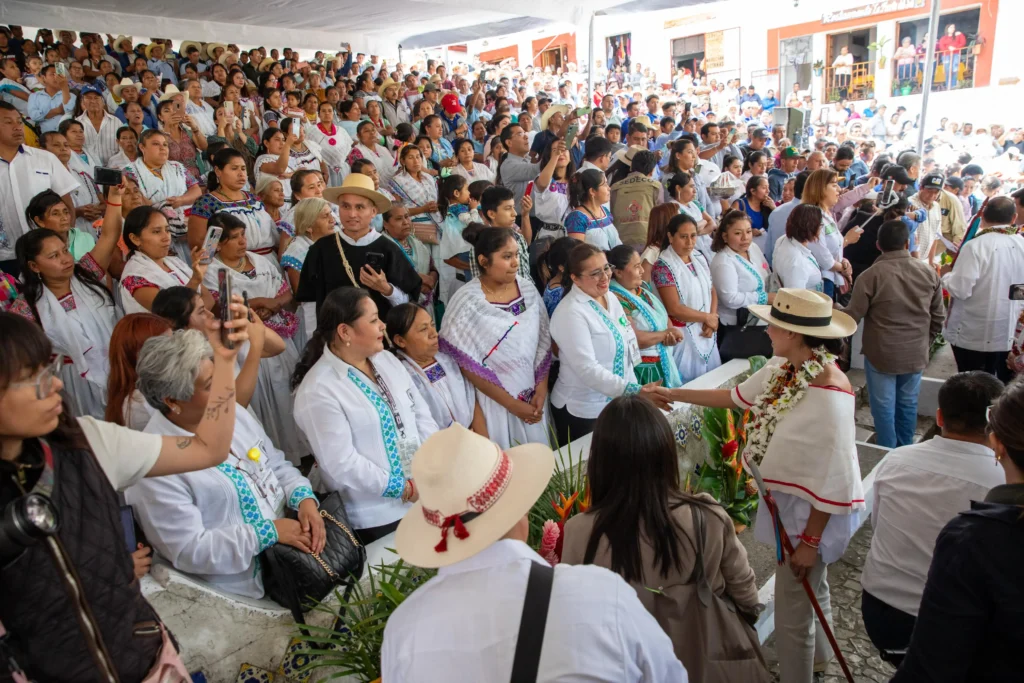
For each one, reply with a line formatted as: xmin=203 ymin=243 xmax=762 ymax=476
xmin=1 ymin=0 xmax=711 ymax=55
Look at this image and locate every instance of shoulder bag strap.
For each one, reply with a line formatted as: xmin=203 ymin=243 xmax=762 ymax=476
xmin=509 ymin=561 xmax=555 ymax=683
xmin=334 ymin=232 xmax=360 ymax=290
xmin=688 ymin=504 xmax=713 ymax=608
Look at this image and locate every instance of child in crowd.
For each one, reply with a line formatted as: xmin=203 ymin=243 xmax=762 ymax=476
xmin=439 ymin=175 xmax=479 ymax=298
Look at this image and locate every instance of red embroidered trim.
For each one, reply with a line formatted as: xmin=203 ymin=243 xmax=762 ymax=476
xmin=421 ymin=451 xmax=514 ymax=552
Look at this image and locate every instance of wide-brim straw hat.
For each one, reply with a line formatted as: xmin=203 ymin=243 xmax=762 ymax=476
xmin=112 ymin=77 xmax=139 ymax=98
xmin=748 ymin=288 xmax=857 ymax=338
xmin=378 ymin=77 xmax=398 ymax=99
xmin=395 ymin=425 xmax=554 ymax=568
xmin=257 ymin=57 xmax=276 ymax=72
xmin=613 ymin=144 xmax=647 ymax=166
xmin=179 ymin=41 xmax=202 ymax=57
xmin=114 ymin=35 xmax=133 ymax=53
xmin=204 ymin=42 xmax=227 ymax=61
xmin=539 ymin=103 xmax=570 ymax=131
xmin=144 ymin=42 xmax=164 ymax=60
xmin=157 ymin=84 xmax=182 ymax=102
xmin=322 ymin=173 xmax=392 ymax=213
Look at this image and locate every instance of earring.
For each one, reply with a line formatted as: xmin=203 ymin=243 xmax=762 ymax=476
xmin=345 ymin=341 xmax=351 ymax=347
xmin=171 ymin=405 xmax=180 ymax=414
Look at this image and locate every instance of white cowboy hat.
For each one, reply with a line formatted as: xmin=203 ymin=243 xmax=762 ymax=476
xmin=539 ymin=103 xmax=570 ymax=131
xmin=203 ymin=42 xmax=227 ymax=61
xmin=395 ymin=425 xmax=554 ymax=568
xmin=613 ymin=144 xmax=647 ymax=166
xmin=113 ymin=35 xmax=133 ymax=53
xmin=179 ymin=41 xmax=202 ymax=57
xmin=158 ymin=84 xmax=182 ymax=102
xmin=322 ymin=173 xmax=392 ymax=213
xmin=257 ymin=57 xmax=276 ymax=72
xmin=144 ymin=42 xmax=164 ymax=60
xmin=748 ymin=288 xmax=857 ymax=339
xmin=112 ymin=77 xmax=139 ymax=98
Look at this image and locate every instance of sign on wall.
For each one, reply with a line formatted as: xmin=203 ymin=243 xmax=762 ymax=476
xmin=705 ymin=30 xmax=725 ymax=70
xmin=822 ymin=0 xmax=926 ymax=25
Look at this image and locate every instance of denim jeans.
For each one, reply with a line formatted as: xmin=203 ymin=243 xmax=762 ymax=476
xmin=864 ymin=358 xmax=922 ymax=448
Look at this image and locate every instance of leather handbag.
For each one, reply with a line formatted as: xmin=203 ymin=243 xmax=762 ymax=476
xmin=260 ymin=492 xmax=366 ymax=623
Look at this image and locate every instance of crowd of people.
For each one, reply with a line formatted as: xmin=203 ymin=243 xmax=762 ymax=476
xmin=1 ymin=26 xmax=1023 ymax=683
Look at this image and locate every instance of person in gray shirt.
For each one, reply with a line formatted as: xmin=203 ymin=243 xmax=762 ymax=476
xmin=497 ymin=122 xmax=540 ymax=214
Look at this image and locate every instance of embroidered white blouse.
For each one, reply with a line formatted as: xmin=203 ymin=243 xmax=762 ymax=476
xmin=771 ymin=237 xmax=823 ymax=292
xmin=709 ymin=243 xmax=771 ymax=326
xmin=125 ymin=407 xmax=316 ymax=599
xmin=293 ymin=348 xmax=438 ymax=530
xmin=549 ymin=286 xmax=642 ymax=419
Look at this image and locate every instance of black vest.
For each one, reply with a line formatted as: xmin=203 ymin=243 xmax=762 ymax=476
xmin=0 ymin=441 xmax=163 ymax=682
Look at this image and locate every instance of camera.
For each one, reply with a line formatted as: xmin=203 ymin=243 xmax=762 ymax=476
xmin=0 ymin=493 xmax=60 ymax=566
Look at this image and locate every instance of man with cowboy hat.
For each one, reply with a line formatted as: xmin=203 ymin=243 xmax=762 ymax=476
xmin=382 ymin=425 xmax=685 ymax=682
xmin=111 ymin=77 xmax=157 ymax=128
xmin=177 ymin=41 xmax=206 ymax=77
xmin=379 ymin=77 xmax=410 ymax=126
xmin=144 ymin=41 xmax=177 ymax=86
xmin=296 ymin=173 xmax=423 ymax=321
xmin=203 ymin=42 xmax=227 ymax=65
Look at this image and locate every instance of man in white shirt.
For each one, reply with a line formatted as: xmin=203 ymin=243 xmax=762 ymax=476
xmin=861 ymin=371 xmax=1005 ymax=656
xmin=942 ymin=197 xmax=1024 ymax=382
xmin=382 ymin=426 xmax=686 ymax=682
xmin=0 ymin=101 xmax=78 ymax=275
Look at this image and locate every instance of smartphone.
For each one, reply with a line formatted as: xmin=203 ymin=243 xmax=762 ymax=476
xmin=243 ymin=291 xmax=253 ymax=323
xmin=199 ymin=226 xmax=223 ymax=266
xmin=366 ymin=252 xmax=386 ymax=273
xmin=119 ymin=505 xmax=137 ymax=553
xmin=1010 ymin=284 xmax=1024 ymax=301
xmin=877 ymin=179 xmax=895 ymax=207
xmin=93 ymin=166 xmax=123 ymax=186
xmin=55 ymin=62 xmax=67 ymax=78
xmin=524 ymin=180 xmax=535 ymax=198
xmin=564 ymin=122 xmax=579 ymax=151
xmin=574 ymin=107 xmax=590 ymax=117
xmin=224 ymin=100 xmax=234 ymax=114
xmin=218 ymin=269 xmax=234 ymax=350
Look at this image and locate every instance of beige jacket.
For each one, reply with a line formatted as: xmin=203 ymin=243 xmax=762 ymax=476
xmin=610 ymin=172 xmax=663 ymax=247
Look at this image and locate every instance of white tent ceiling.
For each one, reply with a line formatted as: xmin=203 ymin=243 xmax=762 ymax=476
xmin=0 ymin=0 xmax=711 ymax=54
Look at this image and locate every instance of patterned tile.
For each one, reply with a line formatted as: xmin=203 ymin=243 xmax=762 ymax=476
xmin=235 ymin=663 xmax=276 ymax=683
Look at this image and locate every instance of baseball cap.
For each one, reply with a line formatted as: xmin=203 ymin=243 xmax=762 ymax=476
xmin=921 ymin=172 xmax=944 ymax=191
xmin=943 ymin=176 xmax=965 ymax=191
xmin=881 ymin=164 xmax=914 ymax=185
xmin=422 ymin=82 xmax=439 ymax=93
xmin=780 ymin=146 xmax=803 ymax=159
xmin=751 ymin=129 xmax=769 ymax=139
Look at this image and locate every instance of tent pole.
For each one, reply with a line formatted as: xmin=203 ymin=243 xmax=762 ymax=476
xmin=916 ymin=0 xmax=942 ymax=154
xmin=588 ymin=12 xmax=596 ymax=105
xmin=398 ymin=45 xmax=403 ymax=66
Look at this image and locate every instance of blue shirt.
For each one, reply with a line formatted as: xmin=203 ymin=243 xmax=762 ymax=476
xmin=761 ymin=96 xmax=780 ymax=111
xmin=115 ymin=104 xmax=158 ymax=130
xmin=27 ymin=90 xmax=76 ymax=133
xmin=147 ymin=58 xmax=178 ymax=86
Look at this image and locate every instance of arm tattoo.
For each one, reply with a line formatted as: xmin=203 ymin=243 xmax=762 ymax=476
xmin=204 ymin=390 xmax=236 ymax=421
xmin=175 ymin=437 xmax=193 ymax=450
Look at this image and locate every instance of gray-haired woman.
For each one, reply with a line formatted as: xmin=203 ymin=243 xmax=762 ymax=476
xmin=124 ymin=329 xmax=325 ymax=599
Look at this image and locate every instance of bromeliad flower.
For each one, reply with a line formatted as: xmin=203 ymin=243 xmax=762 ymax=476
xmin=539 ymin=520 xmax=561 ymax=566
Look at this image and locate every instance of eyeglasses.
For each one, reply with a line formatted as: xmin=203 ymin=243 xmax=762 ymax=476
xmin=585 ymin=264 xmax=614 ymax=280
xmin=10 ymin=355 xmax=64 ymax=400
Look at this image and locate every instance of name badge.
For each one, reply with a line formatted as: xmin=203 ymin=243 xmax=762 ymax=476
xmin=238 ymin=440 xmax=284 ymax=510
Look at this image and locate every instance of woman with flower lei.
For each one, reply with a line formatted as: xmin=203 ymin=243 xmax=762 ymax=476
xmin=654 ymin=288 xmax=865 ymax=682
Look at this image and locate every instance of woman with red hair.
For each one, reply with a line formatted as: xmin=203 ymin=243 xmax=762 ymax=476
xmin=105 ymin=313 xmax=172 ymax=429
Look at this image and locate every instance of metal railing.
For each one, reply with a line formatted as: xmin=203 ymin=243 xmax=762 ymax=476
xmin=890 ymin=46 xmax=977 ymax=96
xmin=823 ymin=60 xmax=874 ymax=102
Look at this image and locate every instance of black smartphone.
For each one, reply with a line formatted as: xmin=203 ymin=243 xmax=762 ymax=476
xmin=366 ymin=252 xmax=386 ymax=273
xmin=1010 ymin=284 xmax=1024 ymax=301
xmin=218 ymin=269 xmax=234 ymax=349
xmin=94 ymin=166 xmax=123 ymax=186
xmin=243 ymin=291 xmax=253 ymax=322
xmin=119 ymin=505 xmax=137 ymax=553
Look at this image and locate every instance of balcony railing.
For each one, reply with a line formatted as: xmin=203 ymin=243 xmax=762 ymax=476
xmin=823 ymin=61 xmax=874 ymax=103
xmin=890 ymin=46 xmax=977 ymax=96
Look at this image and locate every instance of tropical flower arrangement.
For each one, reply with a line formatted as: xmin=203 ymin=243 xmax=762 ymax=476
xmin=696 ymin=405 xmax=759 ymax=531
xmin=528 ymin=435 xmax=589 ymax=566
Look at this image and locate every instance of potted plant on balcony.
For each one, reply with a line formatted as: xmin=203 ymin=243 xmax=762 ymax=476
xmin=869 ymin=36 xmax=891 ymax=68
xmin=812 ymin=60 xmax=824 ymax=77
xmin=970 ymin=35 xmax=986 ymax=55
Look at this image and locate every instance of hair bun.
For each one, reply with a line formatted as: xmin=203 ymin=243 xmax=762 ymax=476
xmin=461 ymin=221 xmax=487 ymax=247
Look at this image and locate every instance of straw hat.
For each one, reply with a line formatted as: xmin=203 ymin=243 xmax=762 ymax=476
xmin=114 ymin=35 xmax=133 ymax=53
xmin=144 ymin=42 xmax=164 ymax=60
xmin=257 ymin=57 xmax=276 ymax=72
xmin=322 ymin=173 xmax=392 ymax=213
xmin=395 ymin=425 xmax=554 ymax=568
xmin=629 ymin=116 xmax=656 ymax=131
xmin=540 ymin=103 xmax=570 ymax=130
xmin=748 ymin=288 xmax=857 ymax=338
xmin=204 ymin=42 xmax=227 ymax=61
xmin=613 ymin=144 xmax=647 ymax=166
xmin=158 ymin=84 xmax=182 ymax=102
xmin=218 ymin=51 xmax=236 ymax=67
xmin=112 ymin=77 xmax=139 ymax=98
xmin=179 ymin=41 xmax=202 ymax=57
xmin=377 ymin=77 xmax=399 ymax=99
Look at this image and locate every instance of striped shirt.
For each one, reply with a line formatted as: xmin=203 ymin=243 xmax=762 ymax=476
xmin=77 ymin=112 xmax=123 ymax=166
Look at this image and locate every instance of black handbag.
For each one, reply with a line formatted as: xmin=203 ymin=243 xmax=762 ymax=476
xmin=260 ymin=492 xmax=366 ymax=623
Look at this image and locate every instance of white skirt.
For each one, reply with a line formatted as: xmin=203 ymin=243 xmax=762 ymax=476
xmin=672 ymin=329 xmax=722 ymax=385
xmin=477 ymin=391 xmax=552 ymax=450
xmin=59 ymin=363 xmax=107 ymax=420
xmin=250 ymin=336 xmax=303 ymax=463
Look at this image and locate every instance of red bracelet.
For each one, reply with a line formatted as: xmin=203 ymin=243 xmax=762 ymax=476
xmin=408 ymin=479 xmax=416 ymax=501
xmin=798 ymin=534 xmax=821 ymax=548
xmin=105 ymin=201 xmax=122 ymax=207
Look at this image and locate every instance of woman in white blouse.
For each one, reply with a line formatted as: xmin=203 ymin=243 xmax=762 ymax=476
xmin=387 ymin=302 xmax=486 ymax=434
xmin=772 ymin=204 xmax=825 ymax=293
xmin=255 ymin=122 xmax=328 ymax=189
xmin=802 ymin=169 xmax=858 ymax=300
xmin=126 ymin=329 xmax=323 ymax=600
xmin=550 ymin=243 xmax=649 ymax=443
xmin=666 ymin=171 xmax=715 ymax=262
xmin=709 ymin=209 xmax=775 ymax=361
xmin=293 ymin=287 xmax=438 ymax=543
xmin=531 ymin=139 xmax=573 ymax=241
xmin=450 ymin=137 xmax=494 ymax=183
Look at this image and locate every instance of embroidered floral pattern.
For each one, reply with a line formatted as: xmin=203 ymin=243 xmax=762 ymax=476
xmin=216 ymin=463 xmax=279 ymax=553
xmin=287 ymin=485 xmax=316 ymax=511
xmin=586 ymin=299 xmax=640 ymax=398
xmin=121 ymin=275 xmax=159 ymax=295
xmin=734 ymin=254 xmax=768 ymax=305
xmin=57 ymin=292 xmax=76 ymax=313
xmin=348 ymin=369 xmax=405 ymax=499
xmin=424 ymin=362 xmax=447 ymax=383
xmin=495 ymin=296 xmax=527 ymax=316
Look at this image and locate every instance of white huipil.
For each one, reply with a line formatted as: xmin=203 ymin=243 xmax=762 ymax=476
xmin=280 ymin=234 xmax=317 ymax=338
xmin=439 ymin=277 xmax=552 ymax=449
xmin=203 ymin=252 xmax=305 ymax=462
xmin=294 ymin=349 xmax=438 ymax=530
xmin=652 ymin=247 xmax=722 ymax=384
xmin=397 ymin=350 xmax=476 ymax=430
xmin=119 ymin=251 xmax=194 ymax=315
xmin=123 ymin=158 xmax=195 ymax=263
xmin=549 ymin=286 xmax=642 ymax=419
xmin=126 ymin=407 xmax=316 ymax=599
xmin=305 ymin=122 xmax=353 ymax=186
xmin=771 ymin=237 xmax=823 ymax=292
xmin=709 ymin=243 xmax=771 ymax=326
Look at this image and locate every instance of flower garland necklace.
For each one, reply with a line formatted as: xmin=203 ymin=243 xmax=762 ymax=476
xmin=744 ymin=347 xmax=835 ymax=466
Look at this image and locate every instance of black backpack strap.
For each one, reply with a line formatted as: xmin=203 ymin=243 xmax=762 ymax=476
xmin=509 ymin=561 xmax=555 ymax=683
